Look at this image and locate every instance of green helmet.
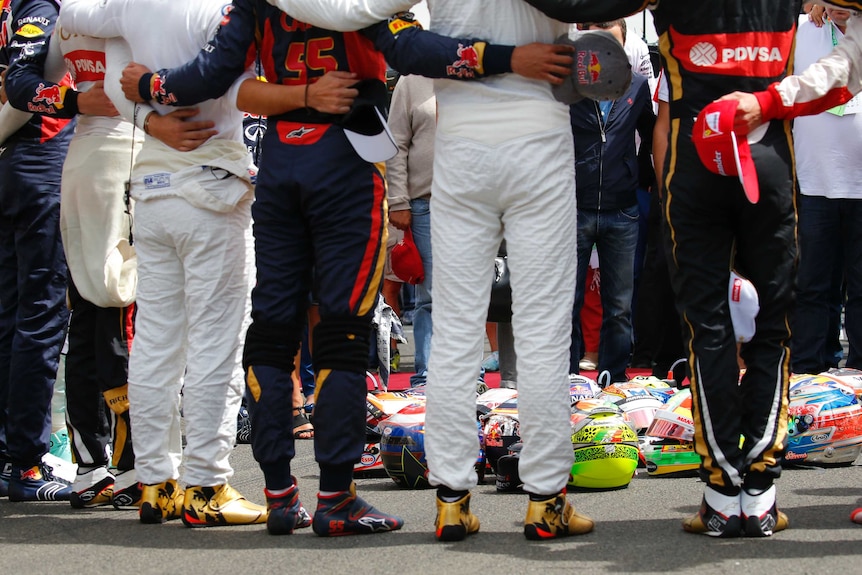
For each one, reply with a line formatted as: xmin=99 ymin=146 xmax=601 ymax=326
xmin=569 ymin=405 xmax=639 ymax=489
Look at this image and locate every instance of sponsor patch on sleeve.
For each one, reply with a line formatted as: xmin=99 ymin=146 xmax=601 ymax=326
xmin=15 ymin=24 xmax=44 ymax=38
xmin=388 ymin=12 xmax=420 ymax=36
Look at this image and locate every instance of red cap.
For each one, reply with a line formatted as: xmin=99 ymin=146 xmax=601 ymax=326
xmin=692 ymin=100 xmax=760 ymax=204
xmin=390 ymin=228 xmax=424 ymax=285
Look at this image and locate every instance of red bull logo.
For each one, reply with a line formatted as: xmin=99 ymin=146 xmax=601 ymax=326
xmin=576 ymin=51 xmax=602 ymax=85
xmin=588 ymin=53 xmax=602 ymax=83
xmin=32 ymin=82 xmax=62 ymax=105
xmin=151 ymin=74 xmax=176 ymax=105
xmin=220 ymin=4 xmax=234 ymax=27
xmin=445 ymin=43 xmax=481 ymax=78
xmin=455 ymin=44 xmax=479 ymax=68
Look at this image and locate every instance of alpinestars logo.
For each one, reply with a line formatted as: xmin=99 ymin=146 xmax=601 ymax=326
xmin=286 ymin=126 xmax=315 ymax=139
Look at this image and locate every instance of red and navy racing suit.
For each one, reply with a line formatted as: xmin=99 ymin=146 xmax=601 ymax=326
xmin=519 ymin=0 xmax=862 ymax=495
xmin=0 ymin=0 xmax=75 ymax=472
xmin=137 ymin=2 xmax=515 ymax=492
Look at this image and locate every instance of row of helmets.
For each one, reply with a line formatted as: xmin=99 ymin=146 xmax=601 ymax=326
xmin=359 ymin=367 xmax=862 ymax=491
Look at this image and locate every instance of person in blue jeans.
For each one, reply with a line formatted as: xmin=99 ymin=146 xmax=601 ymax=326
xmin=386 ymin=74 xmax=436 ymax=387
xmin=568 ymin=20 xmax=655 ymax=384
xmin=790 ymin=6 xmax=862 ymax=375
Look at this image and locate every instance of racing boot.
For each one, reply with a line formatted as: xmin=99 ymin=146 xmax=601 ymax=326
xmin=112 ymin=469 xmax=143 ymax=510
xmin=312 ymin=482 xmax=403 ymax=536
xmin=683 ymin=485 xmax=742 ymax=537
xmin=139 ymin=478 xmax=184 ymax=524
xmin=70 ymin=466 xmax=115 ymax=509
xmin=741 ymin=485 xmax=789 ymax=537
xmin=524 ymin=489 xmax=594 ymax=540
xmin=181 ymin=484 xmax=267 ymax=527
xmin=8 ymin=463 xmax=73 ymax=502
xmin=265 ymin=481 xmax=312 ymax=535
xmin=434 ymin=489 xmax=480 ymax=542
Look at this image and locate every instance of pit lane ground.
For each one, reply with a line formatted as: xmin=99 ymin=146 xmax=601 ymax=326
xmin=2 ymin=441 xmax=862 ymax=575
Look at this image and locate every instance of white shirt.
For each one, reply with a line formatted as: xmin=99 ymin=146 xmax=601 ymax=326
xmin=793 ymin=18 xmax=862 ymax=199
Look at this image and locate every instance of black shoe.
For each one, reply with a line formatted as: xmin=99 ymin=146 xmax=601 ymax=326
xmin=0 ymin=461 xmax=10 ymax=497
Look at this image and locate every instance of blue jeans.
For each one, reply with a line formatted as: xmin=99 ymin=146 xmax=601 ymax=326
xmin=409 ymin=197 xmax=432 ymax=386
xmin=570 ymin=205 xmax=639 ymax=382
xmin=792 ymin=194 xmax=862 ymax=373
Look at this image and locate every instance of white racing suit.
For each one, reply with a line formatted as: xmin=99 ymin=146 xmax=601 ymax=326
xmin=759 ymin=12 xmax=862 ymax=118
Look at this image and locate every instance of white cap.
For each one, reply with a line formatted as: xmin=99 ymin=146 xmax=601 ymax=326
xmin=340 ymin=78 xmax=397 ymax=163
xmin=728 ymin=271 xmax=759 ymax=343
xmin=343 ymin=106 xmax=397 ymax=163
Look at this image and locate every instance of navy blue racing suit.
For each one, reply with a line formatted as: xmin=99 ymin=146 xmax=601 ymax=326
xmin=0 ymin=0 xmax=74 ymax=472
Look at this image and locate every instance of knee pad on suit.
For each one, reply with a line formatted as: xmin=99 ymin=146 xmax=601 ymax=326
xmin=242 ymin=319 xmax=303 ymax=371
xmin=313 ymin=315 xmax=371 ymax=373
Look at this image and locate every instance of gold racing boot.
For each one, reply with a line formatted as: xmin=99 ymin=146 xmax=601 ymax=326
xmin=139 ymin=479 xmax=184 ymax=524
xmin=434 ymin=491 xmax=480 ymax=542
xmin=181 ymin=484 xmax=267 ymax=527
xmin=524 ymin=490 xmax=594 ymax=540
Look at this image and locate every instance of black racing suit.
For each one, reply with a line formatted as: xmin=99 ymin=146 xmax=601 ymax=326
xmin=520 ymin=0 xmax=862 ymax=494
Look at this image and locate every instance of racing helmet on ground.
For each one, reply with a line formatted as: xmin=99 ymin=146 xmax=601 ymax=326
xmin=569 ymin=374 xmax=601 ymax=404
xmin=645 ymin=388 xmax=695 ymax=443
xmin=824 ymin=367 xmax=862 ymax=400
xmin=641 ymin=437 xmax=700 ymax=476
xmin=380 ymin=403 xmax=431 ymax=488
xmin=569 ymin=405 xmax=639 ymax=489
xmin=481 ymin=396 xmax=520 ymax=473
xmin=600 ymin=382 xmax=665 ymax=435
xmin=785 ymin=375 xmax=862 ymax=466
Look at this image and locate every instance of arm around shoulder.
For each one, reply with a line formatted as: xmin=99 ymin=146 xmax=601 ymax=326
xmin=265 ymin=0 xmax=416 ymax=31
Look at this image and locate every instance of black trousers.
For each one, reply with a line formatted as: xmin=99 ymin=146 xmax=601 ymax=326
xmin=661 ymin=119 xmax=795 ymax=493
xmin=65 ymin=280 xmax=135 ymax=471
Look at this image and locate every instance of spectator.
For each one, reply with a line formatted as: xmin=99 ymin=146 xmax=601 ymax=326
xmin=568 ymin=20 xmax=655 ymax=385
xmin=386 ymin=74 xmax=435 ymax=386
xmin=631 ymin=71 xmax=685 ymax=378
xmin=790 ymin=5 xmax=862 ymax=375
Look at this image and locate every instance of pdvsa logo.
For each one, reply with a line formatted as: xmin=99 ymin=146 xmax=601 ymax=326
xmin=689 ymin=42 xmax=718 ymax=66
xmin=690 ymin=41 xmax=784 ymax=67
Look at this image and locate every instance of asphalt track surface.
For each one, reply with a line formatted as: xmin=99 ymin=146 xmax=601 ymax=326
xmin=2 ymin=440 xmax=862 ymax=575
